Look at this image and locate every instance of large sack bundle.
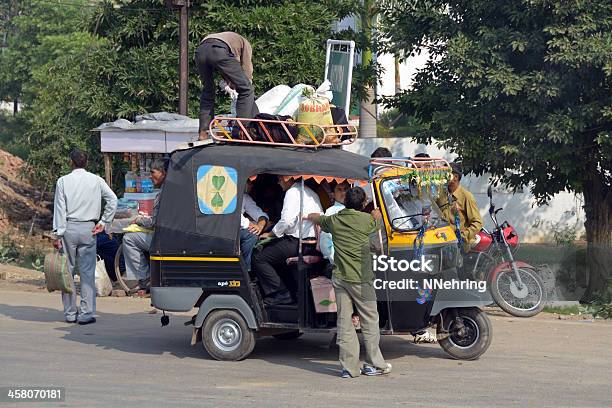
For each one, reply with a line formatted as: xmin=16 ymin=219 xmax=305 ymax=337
xmin=275 ymin=84 xmax=308 ymax=116
xmin=44 ymin=251 xmax=72 ymax=293
xmin=256 ymin=85 xmax=292 ymax=114
xmin=296 ymin=86 xmax=337 ymax=144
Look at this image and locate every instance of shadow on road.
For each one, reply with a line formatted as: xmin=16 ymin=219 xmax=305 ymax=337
xmin=0 ymin=303 xmax=450 ymax=372
xmin=0 ymin=303 xmax=201 ymax=359
xmin=251 ymin=333 xmax=449 ymax=377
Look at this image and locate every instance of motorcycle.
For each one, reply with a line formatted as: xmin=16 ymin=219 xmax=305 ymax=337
xmin=463 ymin=185 xmax=546 ymax=317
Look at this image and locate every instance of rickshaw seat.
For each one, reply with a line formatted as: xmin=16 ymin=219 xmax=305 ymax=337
xmin=285 ymin=255 xmax=322 ymax=265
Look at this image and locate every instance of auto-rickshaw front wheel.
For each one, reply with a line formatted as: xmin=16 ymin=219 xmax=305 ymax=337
xmin=202 ymin=310 xmax=255 ymax=361
xmin=437 ymin=307 xmax=492 ymax=360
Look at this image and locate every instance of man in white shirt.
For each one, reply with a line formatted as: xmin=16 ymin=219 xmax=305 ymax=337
xmin=240 ymin=180 xmax=268 ymax=271
xmin=52 ymin=149 xmax=117 ymax=325
xmin=319 ymin=181 xmax=349 ymax=264
xmin=253 ymin=176 xmax=323 ymax=306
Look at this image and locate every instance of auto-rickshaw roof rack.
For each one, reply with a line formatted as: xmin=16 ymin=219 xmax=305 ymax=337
xmin=369 ymin=157 xmax=452 ymax=179
xmin=208 ymin=116 xmax=358 ymax=148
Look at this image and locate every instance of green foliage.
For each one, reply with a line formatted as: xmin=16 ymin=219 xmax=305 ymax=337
xmin=542 ymin=304 xmax=581 ymax=315
xmin=0 ymin=111 xmax=29 ymax=158
xmin=378 ymin=108 xmax=426 ymax=137
xmin=381 ymin=0 xmax=611 ymax=300
xmin=550 ymin=224 xmax=577 ymax=247
xmin=380 ymin=0 xmax=611 ymax=202
xmin=2 ymin=0 xmax=358 ymax=187
xmin=0 ymin=234 xmax=19 ymax=264
xmin=0 ymin=0 xmax=94 ymax=105
xmin=0 ymin=245 xmax=16 ymax=264
xmin=587 ymin=301 xmax=612 ymax=319
xmin=31 ymin=256 xmax=44 ymax=272
xmin=543 ymin=303 xmax=612 ymax=319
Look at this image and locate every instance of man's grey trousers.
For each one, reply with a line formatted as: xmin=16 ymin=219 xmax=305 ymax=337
xmin=332 ymin=277 xmax=387 ymax=377
xmin=122 ymin=231 xmax=153 ymax=286
xmin=61 ymin=221 xmax=96 ymax=322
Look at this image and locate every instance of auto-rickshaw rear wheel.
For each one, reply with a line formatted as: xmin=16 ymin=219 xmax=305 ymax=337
xmin=437 ymin=307 xmax=492 ymax=360
xmin=202 ymin=309 xmax=255 ymax=361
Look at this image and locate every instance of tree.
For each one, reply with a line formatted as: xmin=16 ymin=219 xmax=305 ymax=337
xmin=381 ymin=0 xmax=611 ymax=301
xmin=18 ymin=0 xmax=358 ymax=186
xmin=0 ymin=0 xmax=94 ymax=109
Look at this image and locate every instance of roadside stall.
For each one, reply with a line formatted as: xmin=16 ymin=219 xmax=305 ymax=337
xmin=93 ymin=113 xmax=199 ymax=292
xmin=95 ymin=113 xmax=198 ymax=229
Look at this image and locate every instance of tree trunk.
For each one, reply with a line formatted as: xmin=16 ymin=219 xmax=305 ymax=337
xmin=580 ymin=166 xmax=612 ymax=303
xmin=359 ymin=87 xmax=377 ymax=138
xmin=394 ymin=54 xmax=401 ymax=94
xmin=358 ymin=0 xmax=377 ymax=138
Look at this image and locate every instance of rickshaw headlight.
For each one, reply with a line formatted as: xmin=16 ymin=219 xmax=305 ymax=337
xmin=441 ymin=245 xmax=459 ymax=270
xmin=422 ymin=253 xmax=441 ymax=275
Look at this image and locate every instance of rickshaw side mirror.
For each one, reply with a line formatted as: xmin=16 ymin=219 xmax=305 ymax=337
xmin=391 ymin=216 xmax=420 ymax=231
xmin=487 ymin=185 xmax=493 ymax=199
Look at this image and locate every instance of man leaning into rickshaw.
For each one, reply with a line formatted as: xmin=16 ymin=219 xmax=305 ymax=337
xmin=307 ymin=187 xmax=392 ymax=378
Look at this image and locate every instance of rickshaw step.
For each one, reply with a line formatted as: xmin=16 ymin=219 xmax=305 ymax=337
xmin=260 ymin=323 xmax=299 ymax=329
xmin=265 ymin=304 xmax=298 ymax=324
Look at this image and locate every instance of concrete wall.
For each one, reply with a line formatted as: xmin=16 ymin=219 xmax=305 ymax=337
xmin=0 ymin=101 xmax=19 ymax=113
xmin=345 ymin=137 xmax=585 ymax=243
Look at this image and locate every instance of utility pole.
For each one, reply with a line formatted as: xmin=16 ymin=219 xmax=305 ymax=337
xmin=168 ymin=0 xmax=190 ymax=115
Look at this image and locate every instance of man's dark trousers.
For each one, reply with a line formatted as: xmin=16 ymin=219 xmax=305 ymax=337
xmin=195 ymin=39 xmax=259 ymax=131
xmin=252 ymin=236 xmax=298 ymax=300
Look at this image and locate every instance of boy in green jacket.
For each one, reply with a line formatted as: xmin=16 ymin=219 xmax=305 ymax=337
xmin=307 ymin=186 xmax=392 ymax=378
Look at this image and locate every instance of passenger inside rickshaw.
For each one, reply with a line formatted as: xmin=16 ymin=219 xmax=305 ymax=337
xmin=243 ymin=174 xmax=339 ymax=305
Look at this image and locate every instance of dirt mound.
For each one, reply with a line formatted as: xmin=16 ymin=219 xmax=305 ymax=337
xmin=0 ymin=149 xmax=53 ymax=235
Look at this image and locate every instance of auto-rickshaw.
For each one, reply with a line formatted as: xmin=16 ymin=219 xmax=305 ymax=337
xmin=149 ymin=118 xmax=492 ymax=361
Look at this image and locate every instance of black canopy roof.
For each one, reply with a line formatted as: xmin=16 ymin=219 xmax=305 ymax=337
xmin=151 ymin=143 xmax=370 ymax=256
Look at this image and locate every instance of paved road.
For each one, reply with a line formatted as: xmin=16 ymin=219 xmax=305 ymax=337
xmin=0 ymin=289 xmax=610 ymax=407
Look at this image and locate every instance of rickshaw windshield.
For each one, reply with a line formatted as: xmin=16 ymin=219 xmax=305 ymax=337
xmin=380 ymin=177 xmax=447 ymax=232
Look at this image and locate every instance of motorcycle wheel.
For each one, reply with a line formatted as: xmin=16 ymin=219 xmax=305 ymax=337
xmin=488 ymin=267 xmax=546 ymax=317
xmin=437 ymin=307 xmax=492 ymax=360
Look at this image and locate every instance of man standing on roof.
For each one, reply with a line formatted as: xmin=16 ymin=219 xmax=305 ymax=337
xmin=195 ymin=32 xmax=258 ymax=141
xmin=436 ymin=162 xmax=483 ymax=252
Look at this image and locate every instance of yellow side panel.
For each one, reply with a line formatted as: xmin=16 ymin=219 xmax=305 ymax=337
xmin=387 ymin=225 xmax=457 ymax=248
